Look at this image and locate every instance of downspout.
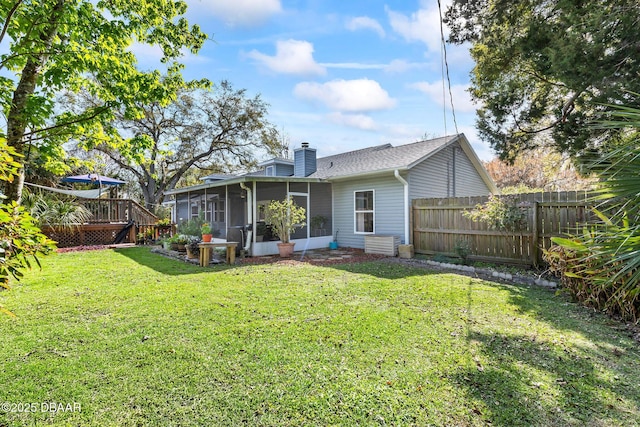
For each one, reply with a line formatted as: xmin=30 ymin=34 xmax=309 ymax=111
xmin=239 ymin=182 xmax=253 ymax=253
xmin=394 ymin=170 xmax=410 ymax=245
xmin=452 ymin=147 xmax=457 ymax=197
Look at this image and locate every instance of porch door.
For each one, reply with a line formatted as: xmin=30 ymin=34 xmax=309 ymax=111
xmin=290 ymin=193 xmax=308 ymax=240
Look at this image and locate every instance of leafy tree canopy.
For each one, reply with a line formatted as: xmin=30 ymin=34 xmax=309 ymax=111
xmin=68 ymin=81 xmax=280 ymax=212
xmin=445 ymin=0 xmax=640 ymax=161
xmin=0 ymin=0 xmax=208 ymax=202
xmin=484 ymin=147 xmax=596 ymax=193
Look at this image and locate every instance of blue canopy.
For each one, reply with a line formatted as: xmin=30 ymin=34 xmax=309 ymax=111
xmin=62 ymin=174 xmax=126 ymax=186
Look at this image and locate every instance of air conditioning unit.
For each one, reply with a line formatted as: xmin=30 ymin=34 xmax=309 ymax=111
xmin=364 ymin=235 xmax=400 ymax=256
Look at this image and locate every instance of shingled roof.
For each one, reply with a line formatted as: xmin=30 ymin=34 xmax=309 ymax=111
xmin=309 ymin=135 xmax=457 ymax=179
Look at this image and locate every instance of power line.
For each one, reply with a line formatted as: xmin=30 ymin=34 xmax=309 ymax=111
xmin=437 ymin=0 xmax=459 ymax=136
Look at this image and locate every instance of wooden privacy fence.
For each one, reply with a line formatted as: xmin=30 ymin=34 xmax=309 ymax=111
xmin=412 ymin=191 xmax=595 ymax=267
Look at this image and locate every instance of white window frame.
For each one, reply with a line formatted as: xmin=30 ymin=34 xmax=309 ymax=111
xmin=266 ymin=165 xmax=274 ymax=176
xmin=354 ymin=189 xmax=375 ymax=234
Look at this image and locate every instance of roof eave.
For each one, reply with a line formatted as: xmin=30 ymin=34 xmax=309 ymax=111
xmin=456 ymin=134 xmax=500 ymax=194
xmin=163 ymin=175 xmax=327 ymax=196
xmin=322 ymin=166 xmax=409 ymax=182
xmin=405 ymin=134 xmax=458 ymax=170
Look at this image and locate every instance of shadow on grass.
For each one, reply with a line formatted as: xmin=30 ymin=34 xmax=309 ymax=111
xmin=332 ymin=261 xmax=640 ymax=424
xmin=451 ymin=328 xmax=638 ymax=426
xmin=114 ymin=246 xmax=234 ymax=276
xmin=329 ymin=260 xmax=439 ymax=280
xmin=451 ymin=281 xmax=640 ymax=426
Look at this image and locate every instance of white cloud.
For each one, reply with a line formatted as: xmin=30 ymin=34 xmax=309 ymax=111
xmin=386 ymin=3 xmax=448 ymax=52
xmin=293 ymin=79 xmax=396 ymax=112
xmin=346 ymin=16 xmax=385 ymax=38
xmin=187 ymin=0 xmax=282 ymax=27
xmin=247 ymin=39 xmax=326 ymax=76
xmin=410 ymin=80 xmax=477 ymax=113
xmin=328 ymin=112 xmax=378 ymax=131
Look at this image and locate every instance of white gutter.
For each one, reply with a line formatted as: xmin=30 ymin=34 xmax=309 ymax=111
xmin=239 ymin=182 xmax=253 ymax=253
xmin=394 ymin=169 xmax=410 ymax=245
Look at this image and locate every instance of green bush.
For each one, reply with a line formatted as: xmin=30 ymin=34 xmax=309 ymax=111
xmin=463 ymin=195 xmax=526 ymax=231
xmin=548 ymin=103 xmax=640 ymax=322
xmin=177 ymin=213 xmax=205 ymax=237
xmin=0 ymin=139 xmax=57 ymax=316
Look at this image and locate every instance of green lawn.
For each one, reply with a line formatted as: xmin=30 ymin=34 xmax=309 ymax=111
xmin=1 ymin=247 xmax=639 ymax=426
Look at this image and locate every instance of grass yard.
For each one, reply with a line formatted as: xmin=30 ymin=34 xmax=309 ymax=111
xmin=1 ymin=247 xmax=639 ymax=426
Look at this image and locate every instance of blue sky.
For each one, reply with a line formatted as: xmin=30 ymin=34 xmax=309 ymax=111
xmin=136 ymin=0 xmax=494 ymax=161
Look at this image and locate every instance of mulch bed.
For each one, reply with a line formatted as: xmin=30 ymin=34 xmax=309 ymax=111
xmin=238 ymin=248 xmax=387 ymax=267
xmin=56 ymin=244 xmax=387 ymax=267
xmin=56 ymin=244 xmax=136 ymax=253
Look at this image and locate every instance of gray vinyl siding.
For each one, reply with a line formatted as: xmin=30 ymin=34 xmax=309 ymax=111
xmin=332 ymin=174 xmax=406 ymax=249
xmin=276 ymin=164 xmax=294 ymax=176
xmin=453 ymin=148 xmax=491 ymax=196
xmin=294 ymin=148 xmax=317 ymax=177
xmin=408 ymin=142 xmax=491 ymax=199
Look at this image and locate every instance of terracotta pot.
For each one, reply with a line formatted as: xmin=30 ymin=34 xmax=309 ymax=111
xmin=202 ymin=234 xmax=212 ymax=242
xmin=277 ymin=242 xmax=295 ymax=257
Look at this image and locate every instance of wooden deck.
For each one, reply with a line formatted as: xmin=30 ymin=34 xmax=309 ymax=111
xmin=41 ymin=198 xmax=173 ymax=247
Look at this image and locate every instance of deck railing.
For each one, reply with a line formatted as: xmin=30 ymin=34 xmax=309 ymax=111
xmin=79 ymin=198 xmax=158 ymax=225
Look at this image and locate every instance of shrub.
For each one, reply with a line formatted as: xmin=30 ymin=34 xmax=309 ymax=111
xmin=548 ymin=102 xmax=640 ymax=322
xmin=177 ymin=213 xmax=205 ymax=237
xmin=264 ymin=197 xmax=306 ymax=244
xmin=463 ymin=194 xmax=526 ymax=231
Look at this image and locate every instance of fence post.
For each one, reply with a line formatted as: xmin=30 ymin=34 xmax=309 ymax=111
xmin=531 ymin=201 xmax=539 ymax=268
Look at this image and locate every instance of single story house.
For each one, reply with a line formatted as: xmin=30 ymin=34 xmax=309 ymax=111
xmin=164 ymin=133 xmax=498 ymax=256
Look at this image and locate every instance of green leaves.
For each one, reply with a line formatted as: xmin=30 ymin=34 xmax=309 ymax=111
xmin=0 ymin=138 xmax=57 ymax=292
xmin=446 ymin=0 xmax=640 ymax=160
xmin=547 ymin=103 xmax=640 ymax=321
xmin=1 ymin=0 xmax=209 ymax=200
xmin=264 ymin=197 xmax=307 ymax=244
xmin=463 ymin=195 xmax=526 ymax=231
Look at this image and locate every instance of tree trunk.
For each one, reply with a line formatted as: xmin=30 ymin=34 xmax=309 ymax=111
xmin=4 ymin=0 xmax=65 ymax=203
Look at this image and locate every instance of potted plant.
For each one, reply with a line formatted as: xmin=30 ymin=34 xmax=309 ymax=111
xmin=172 ymin=234 xmax=189 ymax=252
xmin=310 ymin=215 xmax=327 ymax=236
xmin=201 ymin=223 xmax=212 ymax=242
xmin=185 ymin=236 xmax=200 ymax=259
xmin=161 ymin=235 xmax=172 ymax=250
xmin=264 ymin=197 xmax=306 ymax=257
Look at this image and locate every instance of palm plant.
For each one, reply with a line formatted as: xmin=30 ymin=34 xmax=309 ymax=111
xmin=549 ymin=102 xmax=640 ymax=321
xmin=22 ymin=190 xmax=92 ymax=229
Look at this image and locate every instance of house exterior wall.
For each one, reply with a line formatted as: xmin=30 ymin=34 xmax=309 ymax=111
xmin=408 ymin=142 xmax=492 ymax=199
xmin=276 ymin=164 xmax=294 ymax=176
xmin=332 ymin=174 xmax=406 ymax=249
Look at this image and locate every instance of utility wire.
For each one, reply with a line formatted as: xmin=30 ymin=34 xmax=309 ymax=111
xmin=437 ymin=0 xmax=459 ymax=136
xmin=439 ymin=24 xmax=447 ymax=136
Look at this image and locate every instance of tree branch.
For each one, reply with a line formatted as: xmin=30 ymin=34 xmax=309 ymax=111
xmin=0 ymin=0 xmax=23 ymax=46
xmin=22 ymin=106 xmax=110 ymax=140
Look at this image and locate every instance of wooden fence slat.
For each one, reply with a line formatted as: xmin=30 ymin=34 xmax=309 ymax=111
xmin=412 ymin=192 xmax=595 ymax=267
